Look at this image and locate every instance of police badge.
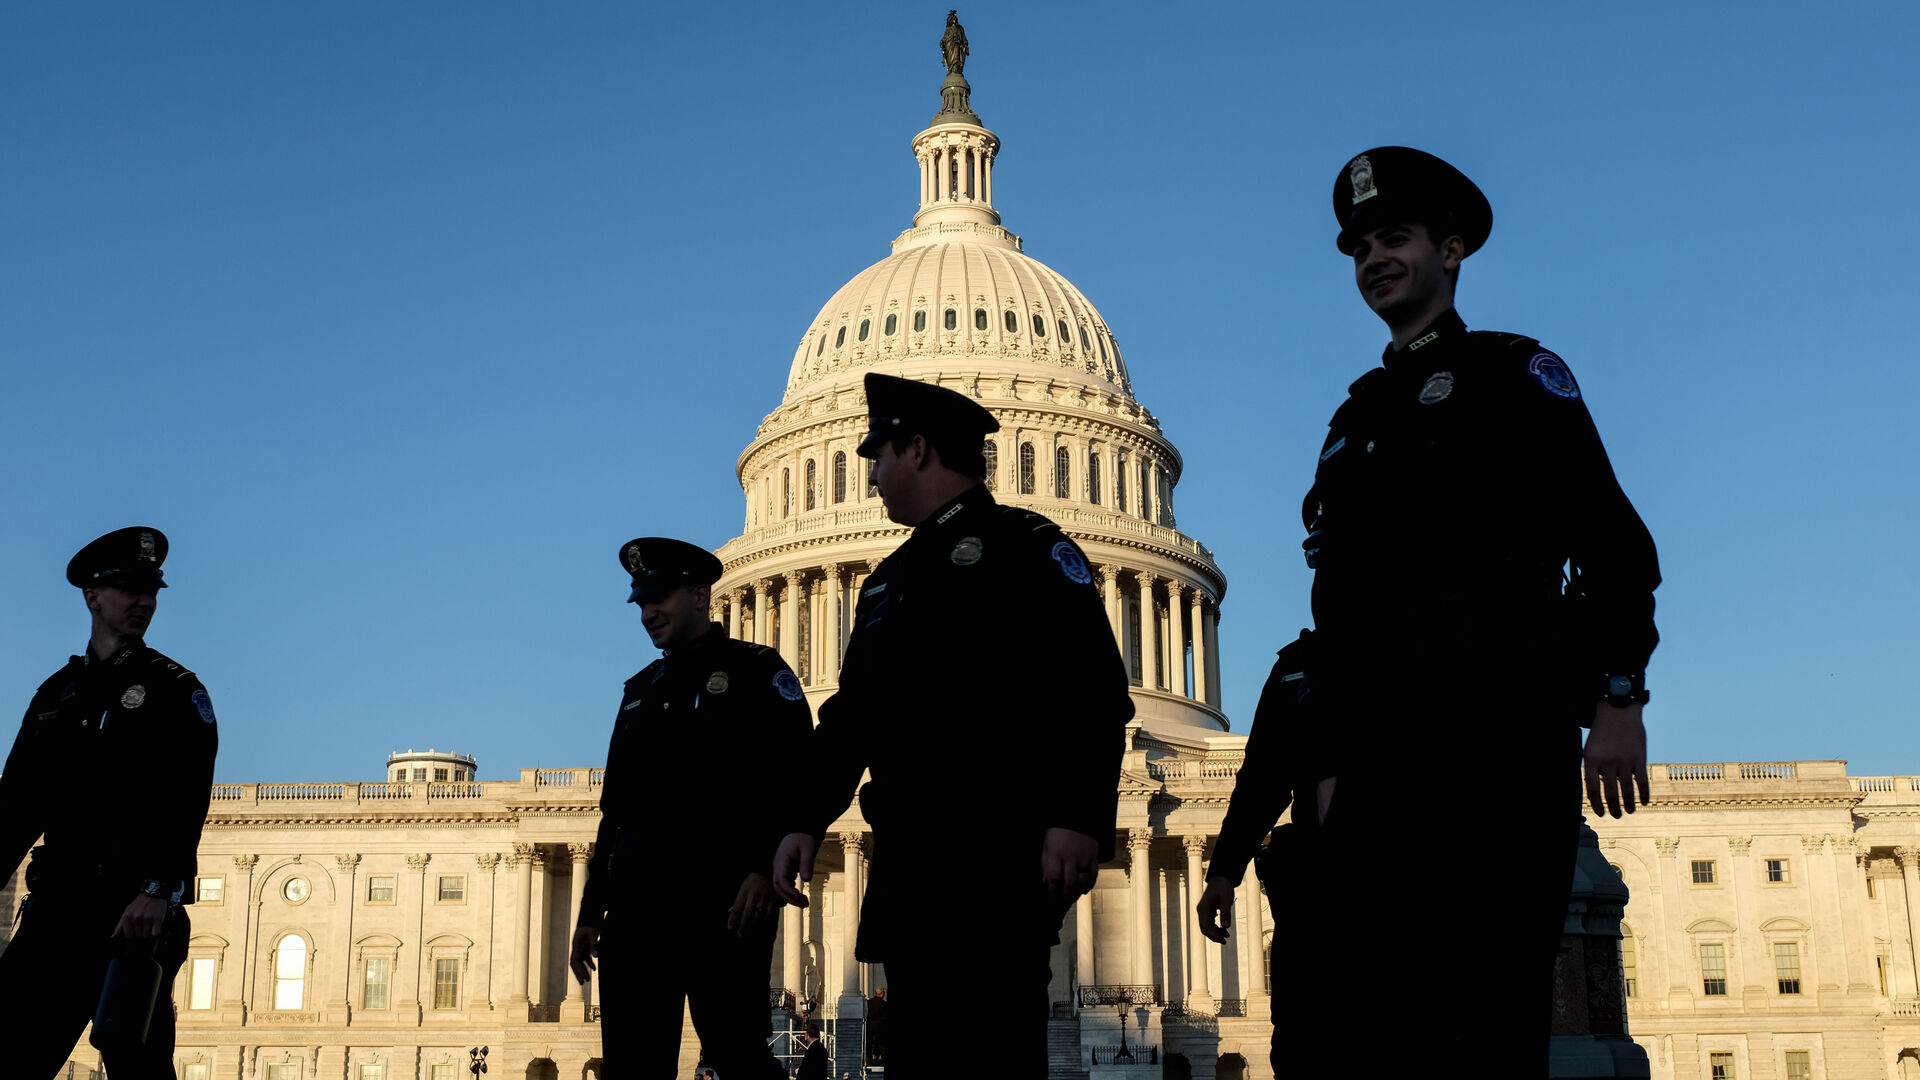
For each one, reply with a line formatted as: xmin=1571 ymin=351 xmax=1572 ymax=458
xmin=1418 ymin=371 xmax=1455 ymax=405
xmin=950 ymin=536 xmax=984 ymax=566
xmin=706 ymin=671 xmax=731 ymax=694
xmin=120 ymin=685 xmax=146 ymax=709
xmin=1349 ymin=154 xmax=1378 ymax=205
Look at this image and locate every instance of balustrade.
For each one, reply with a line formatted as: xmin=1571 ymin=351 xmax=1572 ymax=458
xmin=1077 ymin=984 xmax=1160 ymax=1007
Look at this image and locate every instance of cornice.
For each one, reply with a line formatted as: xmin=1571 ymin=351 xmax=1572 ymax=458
xmin=716 ymin=523 xmax=1223 ymax=590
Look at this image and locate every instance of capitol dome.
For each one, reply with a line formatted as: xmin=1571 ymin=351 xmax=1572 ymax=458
xmin=712 ymin=45 xmax=1228 ymax=740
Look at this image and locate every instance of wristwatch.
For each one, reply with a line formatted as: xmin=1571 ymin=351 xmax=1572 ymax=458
xmin=1599 ymin=673 xmax=1650 ymax=709
xmin=139 ymin=879 xmax=170 ymax=899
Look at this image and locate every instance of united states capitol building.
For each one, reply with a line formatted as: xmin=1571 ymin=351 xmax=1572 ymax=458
xmin=10 ymin=23 xmax=1920 ymax=1080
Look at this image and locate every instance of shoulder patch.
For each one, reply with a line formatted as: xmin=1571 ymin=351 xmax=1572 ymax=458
xmin=1050 ymin=540 xmax=1093 ymax=585
xmin=1527 ymin=351 xmax=1582 ymax=399
xmin=773 ymin=670 xmax=804 ymax=701
xmin=190 ymin=688 xmax=216 ymax=725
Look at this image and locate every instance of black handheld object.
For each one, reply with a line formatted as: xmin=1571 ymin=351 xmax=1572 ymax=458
xmin=90 ymin=937 xmax=162 ymax=1052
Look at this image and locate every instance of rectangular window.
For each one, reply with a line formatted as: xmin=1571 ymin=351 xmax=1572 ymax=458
xmin=412 ymin=767 xmax=427 ymax=780
xmin=433 ymin=1067 xmax=456 ymax=1080
xmin=367 ymin=875 xmax=395 ymax=903
xmin=362 ymin=957 xmax=390 ymax=1010
xmin=1784 ymin=1051 xmax=1811 ymax=1080
xmin=195 ymin=876 xmax=223 ymax=903
xmin=1880 ymin=954 xmax=1891 ymax=995
xmin=433 ymin=957 xmax=461 ymax=1009
xmin=187 ymin=956 xmax=217 ymax=1010
xmin=184 ymin=1066 xmax=211 ymax=1080
xmin=1620 ymin=933 xmax=1637 ymax=999
xmin=1692 ymin=859 xmax=1717 ymax=885
xmin=433 ymin=767 xmax=448 ymax=781
xmin=1868 ymin=874 xmax=1877 ymax=899
xmin=1766 ymin=858 xmax=1791 ymax=883
xmin=437 ymin=875 xmax=465 ymax=902
xmin=1709 ymin=1051 xmax=1735 ymax=1080
xmin=1701 ymin=944 xmax=1728 ymax=995
xmin=1775 ymin=942 xmax=1803 ymax=994
xmin=269 ymin=1066 xmax=299 ymax=1080
xmin=360 ymin=1067 xmax=385 ymax=1080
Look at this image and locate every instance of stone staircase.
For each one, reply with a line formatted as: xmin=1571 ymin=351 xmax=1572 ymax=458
xmin=1048 ymin=1015 xmax=1089 ymax=1080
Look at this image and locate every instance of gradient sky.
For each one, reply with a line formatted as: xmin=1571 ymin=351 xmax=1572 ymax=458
xmin=3 ymin=2 xmax=1915 ymax=782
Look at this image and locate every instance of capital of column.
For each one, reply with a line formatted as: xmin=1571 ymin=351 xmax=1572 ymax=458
xmin=1127 ymin=829 xmax=1153 ymax=856
xmin=825 ymin=562 xmax=845 ymax=585
xmin=866 ymin=558 xmax=884 ymax=573
xmin=838 ymin=832 xmax=865 ymax=859
xmin=1136 ymin=570 xmax=1158 ymax=590
xmin=405 ymin=853 xmax=432 ymax=873
xmin=1164 ymin=579 xmax=1186 ymax=603
xmin=1181 ymin=833 xmax=1208 ymax=858
xmin=335 ymin=854 xmax=362 ymax=874
xmin=1896 ymin=846 xmax=1920 ymax=869
xmin=567 ymin=842 xmax=594 ymax=864
xmin=1653 ymin=838 xmax=1680 ymax=858
xmin=1801 ymin=835 xmax=1827 ymax=854
xmin=510 ymin=842 xmax=539 ymax=867
xmin=475 ymin=853 xmax=502 ymax=873
xmin=1098 ymin=564 xmax=1121 ymax=585
xmin=1830 ymin=834 xmax=1858 ymax=857
xmin=232 ymin=854 xmax=259 ymax=873
xmin=729 ymin=588 xmax=746 ymax=604
xmin=1729 ymin=836 xmax=1753 ymax=856
xmin=785 ymin=570 xmax=805 ymax=588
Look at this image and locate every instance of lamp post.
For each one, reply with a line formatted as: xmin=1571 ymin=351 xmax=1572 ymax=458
xmin=469 ymin=1047 xmax=488 ymax=1078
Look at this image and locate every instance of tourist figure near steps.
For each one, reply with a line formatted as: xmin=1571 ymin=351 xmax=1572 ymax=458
xmin=773 ymin=373 xmax=1135 ymax=1077
xmin=1198 ymin=148 xmax=1661 ymax=1069
xmin=570 ymin=537 xmax=810 ymax=1079
xmin=0 ymin=527 xmax=220 ymax=1079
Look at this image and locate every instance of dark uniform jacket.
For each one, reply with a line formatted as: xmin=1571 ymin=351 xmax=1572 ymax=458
xmin=1207 ymin=630 xmax=1322 ymax=889
xmin=577 ymin=624 xmax=812 ymax=931
xmin=1301 ymin=309 xmax=1661 ymax=766
xmin=797 ymin=485 xmax=1135 ymax=954
xmin=1 ymin=642 xmax=219 ymax=900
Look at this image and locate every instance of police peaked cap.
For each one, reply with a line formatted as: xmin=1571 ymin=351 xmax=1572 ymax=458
xmin=619 ymin=536 xmax=723 ymax=604
xmin=856 ymin=373 xmax=1000 ymax=459
xmin=1333 ymin=146 xmax=1492 ymax=257
xmin=67 ymin=526 xmax=169 ymax=590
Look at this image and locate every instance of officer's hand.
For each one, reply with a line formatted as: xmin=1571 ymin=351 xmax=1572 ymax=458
xmin=773 ymin=833 xmax=817 ymax=907
xmin=112 ymin=894 xmax=170 ymax=940
xmin=569 ymin=926 xmax=599 ymax=984
xmin=1196 ymin=876 xmax=1236 ymax=944
xmin=727 ymin=872 xmax=780 ymax=937
xmin=1041 ymin=827 xmax=1100 ymax=904
xmin=1585 ymin=702 xmax=1650 ymax=818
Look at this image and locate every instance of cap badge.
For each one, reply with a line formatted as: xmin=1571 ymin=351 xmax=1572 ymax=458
xmin=625 ymin=545 xmax=645 ymax=573
xmin=950 ymin=536 xmax=984 ymax=566
xmin=1050 ymin=540 xmax=1093 ymax=585
xmin=120 ymin=685 xmax=146 ymax=709
xmin=1349 ymin=154 xmax=1378 ymax=205
xmin=138 ymin=531 xmax=156 ymax=562
xmin=1418 ymin=371 xmax=1455 ymax=405
xmin=706 ymin=671 xmax=730 ymax=695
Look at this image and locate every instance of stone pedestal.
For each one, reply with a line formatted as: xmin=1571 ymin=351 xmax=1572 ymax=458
xmin=1549 ymin=821 xmax=1651 ymax=1079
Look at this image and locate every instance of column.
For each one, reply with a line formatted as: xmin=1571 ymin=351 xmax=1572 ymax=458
xmin=1203 ymin=606 xmax=1222 ymax=705
xmin=1800 ymin=836 xmax=1845 ymax=995
xmin=1136 ymin=572 xmax=1159 ymax=690
xmin=982 ymin=147 xmax=992 ymax=205
xmin=782 ymin=903 xmax=804 ymax=999
xmin=1147 ymin=460 xmax=1162 ymax=524
xmin=825 ymin=564 xmax=844 ymax=684
xmin=402 ymin=854 xmax=431 ymax=1016
xmin=1832 ymin=837 xmax=1876 ymax=994
xmin=1165 ymin=581 xmax=1187 ymax=698
xmin=1654 ymin=838 xmax=1690 ymax=997
xmin=1099 ymin=565 xmax=1122 ymax=645
xmin=1128 ymin=829 xmax=1153 ymax=990
xmin=335 ymin=855 xmax=361 ymax=1009
xmin=1183 ymin=835 xmax=1213 ymax=1007
xmin=475 ymin=853 xmax=501 ymax=1009
xmin=781 ymin=571 xmax=803 ymax=667
xmin=838 ymin=833 xmax=866 ymax=999
xmin=529 ymin=848 xmax=550 ymax=1004
xmin=753 ymin=582 xmax=769 ymax=646
xmin=728 ymin=589 xmax=744 ymax=640
xmin=1727 ymin=837 xmax=1761 ymax=996
xmin=1240 ymin=876 xmax=1269 ymax=1014
xmin=1899 ymin=847 xmax=1920 ymax=999
xmin=1190 ymin=592 xmax=1209 ymax=705
xmin=563 ymin=844 xmax=592 ymax=1009
xmin=510 ymin=843 xmax=535 ymax=1009
xmin=230 ymin=855 xmax=258 ymax=1013
xmin=1076 ymin=892 xmax=1096 ymax=991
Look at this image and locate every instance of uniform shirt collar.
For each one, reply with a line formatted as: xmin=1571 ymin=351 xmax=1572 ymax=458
xmin=1383 ymin=308 xmax=1467 ymax=372
xmin=662 ymin=621 xmax=726 ymax=661
xmin=916 ymin=483 xmax=994 ymax=533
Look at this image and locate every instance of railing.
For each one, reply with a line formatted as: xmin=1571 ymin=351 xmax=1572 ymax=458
xmin=428 ymin=782 xmax=485 ymax=798
xmin=1147 ymin=760 xmax=1242 ymax=783
xmin=718 ymin=502 xmax=1216 ymax=565
xmin=1738 ymin=762 xmax=1797 ymax=779
xmin=360 ymin=782 xmax=412 ymax=799
xmin=528 ymin=1003 xmax=560 ymax=1022
xmin=1666 ymin=762 xmax=1810 ymax=783
xmin=209 ymin=784 xmax=244 ymax=801
xmin=1088 ymin=1045 xmax=1160 ymax=1066
xmin=1665 ymin=764 xmax=1724 ymax=781
xmin=1077 ymin=985 xmax=1160 ymax=1007
xmin=258 ymin=783 xmax=345 ymax=801
xmin=1892 ymin=999 xmax=1920 ymax=1018
xmin=587 ymin=1005 xmax=600 ymax=1022
xmin=768 ymin=987 xmax=796 ymax=1011
xmin=1855 ymin=777 xmax=1920 ymax=793
xmin=1217 ymin=998 xmax=1247 ymax=1017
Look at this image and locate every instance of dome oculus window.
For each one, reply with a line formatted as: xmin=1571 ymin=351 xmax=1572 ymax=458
xmin=1032 ymin=314 xmax=1047 ymax=337
xmin=835 ymin=326 xmax=846 ymax=348
xmin=885 ymin=313 xmax=898 ymax=335
xmin=974 ymin=308 xmax=988 ymax=331
xmin=858 ymin=319 xmax=871 ymax=341
xmin=1004 ymin=310 xmax=1019 ymax=333
xmin=944 ymin=308 xmax=957 ymax=331
xmin=914 ymin=310 xmax=927 ymax=333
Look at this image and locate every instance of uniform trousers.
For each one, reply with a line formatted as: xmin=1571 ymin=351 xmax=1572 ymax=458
xmin=596 ymin=909 xmax=787 ymax=1080
xmin=1272 ymin=696 xmax=1583 ymax=1075
xmin=0 ymin=887 xmax=189 ymax=1080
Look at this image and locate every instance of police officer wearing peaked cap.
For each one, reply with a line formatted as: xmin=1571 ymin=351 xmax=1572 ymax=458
xmin=1204 ymin=147 xmax=1662 ymax=1068
xmin=772 ymin=372 xmax=1135 ymax=1077
xmin=570 ymin=536 xmax=808 ymax=1080
xmin=0 ymin=527 xmax=220 ymax=1078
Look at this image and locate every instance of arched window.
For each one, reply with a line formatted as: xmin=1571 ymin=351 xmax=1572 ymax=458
xmin=858 ymin=319 xmax=871 ymax=341
xmin=782 ymin=469 xmax=791 ymax=519
xmin=1139 ymin=460 xmax=1151 ymax=519
xmin=1264 ymin=935 xmax=1274 ymax=993
xmin=885 ymin=313 xmax=898 ymax=336
xmin=805 ymin=460 xmax=817 ymax=511
xmin=983 ymin=440 xmax=999 ymax=491
xmin=1620 ymin=923 xmax=1638 ymax=998
xmin=914 ymin=310 xmax=927 ymax=332
xmin=867 ymin=459 xmax=878 ymax=497
xmin=974 ymin=308 xmax=988 ymax=331
xmin=1088 ymin=453 xmax=1102 ymax=505
xmin=816 ymin=334 xmax=826 ymax=356
xmin=1004 ymin=310 xmax=1019 ymax=333
xmin=1098 ymin=336 xmax=1107 ymax=361
xmin=833 ymin=452 xmax=847 ymax=504
xmin=274 ymin=934 xmax=308 ymax=1010
xmin=1059 ymin=319 xmax=1071 ymax=343
xmin=944 ymin=308 xmax=958 ymax=331
xmin=835 ymin=326 xmax=846 ymax=348
xmin=1116 ymin=450 xmax=1129 ymax=512
xmin=1126 ymin=602 xmax=1143 ymax=684
xmin=1032 ymin=313 xmax=1047 ymax=337
xmin=1080 ymin=325 xmax=1092 ymax=350
xmin=1018 ymin=442 xmax=1036 ymax=495
xmin=1054 ymin=446 xmax=1071 ymax=499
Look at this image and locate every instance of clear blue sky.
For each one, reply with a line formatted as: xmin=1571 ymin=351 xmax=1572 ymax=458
xmin=3 ymin=2 xmax=1915 ymax=782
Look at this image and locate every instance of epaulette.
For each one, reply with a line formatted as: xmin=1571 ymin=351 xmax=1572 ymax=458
xmin=1345 ymin=367 xmax=1391 ymax=397
xmin=1467 ymin=329 xmax=1541 ymax=353
xmin=142 ymin=648 xmax=200 ymax=683
xmin=998 ymin=503 xmax=1065 ymax=538
xmin=627 ymin=658 xmax=666 ymax=685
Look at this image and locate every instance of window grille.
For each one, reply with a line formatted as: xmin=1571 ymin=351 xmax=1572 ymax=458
xmin=1709 ymin=1051 xmax=1734 ymax=1079
xmin=1774 ymin=942 xmax=1802 ymax=994
xmin=983 ymin=440 xmax=998 ymax=491
xmin=1055 ymin=447 xmax=1071 ymax=499
xmin=368 ymin=876 xmax=395 ymax=902
xmin=1088 ymin=453 xmax=1102 ymax=504
xmin=833 ymin=453 xmax=847 ymax=504
xmin=364 ymin=957 xmax=390 ymax=1009
xmin=1700 ymin=944 xmax=1728 ymax=996
xmin=1691 ymin=860 xmax=1717 ymax=884
xmin=433 ymin=958 xmax=460 ymax=1009
xmin=806 ymin=459 xmax=817 ymax=511
xmin=1019 ymin=443 xmax=1035 ymax=495
xmin=1766 ymin=858 xmax=1790 ymax=883
xmin=437 ymin=876 xmax=464 ymax=902
xmin=1783 ymin=1051 xmax=1811 ymax=1080
xmin=1620 ymin=924 xmax=1637 ymax=998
